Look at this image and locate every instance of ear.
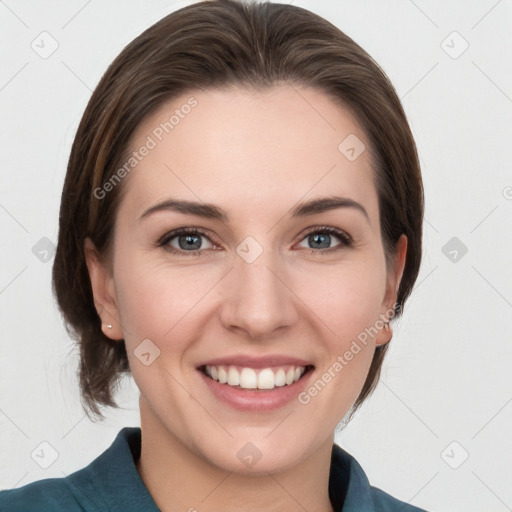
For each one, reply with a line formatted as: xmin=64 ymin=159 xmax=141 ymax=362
xmin=375 ymin=234 xmax=408 ymax=347
xmin=84 ymin=237 xmax=123 ymax=341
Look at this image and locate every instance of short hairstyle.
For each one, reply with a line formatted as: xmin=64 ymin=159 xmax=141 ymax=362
xmin=52 ymin=0 xmax=423 ymax=419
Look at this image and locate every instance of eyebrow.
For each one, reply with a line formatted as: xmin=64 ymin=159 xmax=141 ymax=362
xmin=289 ymin=196 xmax=369 ymax=220
xmin=139 ymin=195 xmax=369 ymax=222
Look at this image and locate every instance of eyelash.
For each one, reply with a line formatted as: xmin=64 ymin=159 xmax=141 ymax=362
xmin=157 ymin=226 xmax=353 ymax=257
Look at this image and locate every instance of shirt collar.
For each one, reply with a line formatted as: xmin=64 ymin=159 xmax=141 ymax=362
xmin=329 ymin=443 xmax=378 ymax=511
xmin=67 ymin=427 xmax=159 ymax=511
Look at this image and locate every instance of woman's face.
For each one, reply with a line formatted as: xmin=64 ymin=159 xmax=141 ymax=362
xmin=87 ymin=84 xmax=406 ymax=473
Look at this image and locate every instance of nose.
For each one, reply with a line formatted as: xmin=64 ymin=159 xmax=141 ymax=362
xmin=219 ymin=247 xmax=299 ymax=339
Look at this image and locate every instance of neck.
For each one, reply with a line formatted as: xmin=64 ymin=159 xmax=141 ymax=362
xmin=135 ymin=403 xmax=335 ymax=512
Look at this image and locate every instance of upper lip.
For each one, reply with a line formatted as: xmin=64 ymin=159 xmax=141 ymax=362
xmin=197 ymin=355 xmax=314 ymax=369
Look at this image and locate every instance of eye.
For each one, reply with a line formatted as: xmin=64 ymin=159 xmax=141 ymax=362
xmin=158 ymin=228 xmax=216 ymax=256
xmin=297 ymin=226 xmax=353 ymax=254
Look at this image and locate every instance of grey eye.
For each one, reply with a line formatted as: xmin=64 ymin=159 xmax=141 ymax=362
xmin=163 ymin=231 xmax=214 ymax=252
xmin=297 ymin=230 xmax=347 ymax=251
xmin=306 ymin=232 xmax=333 ymax=249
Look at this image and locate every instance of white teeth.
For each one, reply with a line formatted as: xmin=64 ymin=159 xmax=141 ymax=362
xmin=257 ymin=368 xmax=275 ymax=390
xmin=203 ymin=364 xmax=307 ymax=390
xmin=240 ymin=368 xmax=258 ymax=389
xmin=218 ymin=366 xmax=228 ymax=384
xmin=227 ymin=367 xmax=240 ymax=386
xmin=274 ymin=368 xmax=286 ymax=387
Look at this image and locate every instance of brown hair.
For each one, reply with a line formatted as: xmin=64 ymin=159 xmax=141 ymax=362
xmin=52 ymin=0 xmax=423 ymax=419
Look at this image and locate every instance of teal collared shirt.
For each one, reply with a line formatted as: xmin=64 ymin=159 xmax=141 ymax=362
xmin=0 ymin=427 xmax=428 ymax=511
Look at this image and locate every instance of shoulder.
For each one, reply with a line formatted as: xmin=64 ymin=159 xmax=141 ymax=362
xmin=330 ymin=443 xmax=430 ymax=512
xmin=0 ymin=427 xmax=156 ymax=512
xmin=0 ymin=433 xmax=124 ymax=512
xmin=0 ymin=477 xmax=87 ymax=512
xmin=368 ymin=486 xmax=428 ymax=512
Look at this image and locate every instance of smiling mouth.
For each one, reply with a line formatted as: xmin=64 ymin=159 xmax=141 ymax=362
xmin=200 ymin=364 xmax=314 ymax=390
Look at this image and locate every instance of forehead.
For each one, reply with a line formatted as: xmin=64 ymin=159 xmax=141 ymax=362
xmin=118 ymin=84 xmax=379 ymax=227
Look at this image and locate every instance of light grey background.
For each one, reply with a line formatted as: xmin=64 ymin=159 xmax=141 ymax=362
xmin=1 ymin=1 xmax=511 ymax=511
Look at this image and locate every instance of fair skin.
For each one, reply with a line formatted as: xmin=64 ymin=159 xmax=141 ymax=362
xmin=85 ymin=84 xmax=407 ymax=512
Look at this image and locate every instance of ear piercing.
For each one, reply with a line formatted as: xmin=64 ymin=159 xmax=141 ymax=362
xmin=384 ymin=322 xmax=390 ymax=331
xmin=103 ymin=324 xmax=113 ymax=329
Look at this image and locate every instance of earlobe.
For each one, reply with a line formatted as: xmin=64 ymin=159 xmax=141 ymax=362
xmin=375 ymin=320 xmax=393 ymax=347
xmin=375 ymin=323 xmax=392 ymax=347
xmin=375 ymin=234 xmax=408 ymax=347
xmin=84 ymin=238 xmax=123 ymax=341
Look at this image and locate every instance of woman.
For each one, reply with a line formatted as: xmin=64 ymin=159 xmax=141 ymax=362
xmin=0 ymin=0 xmax=427 ymax=510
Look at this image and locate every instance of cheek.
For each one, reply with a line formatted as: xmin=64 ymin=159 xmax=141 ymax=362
xmin=112 ymin=259 xmax=212 ymax=399
xmin=292 ymin=262 xmax=386 ymax=422
xmin=291 ymin=257 xmax=387 ymax=339
xmin=113 ymin=251 xmax=221 ymax=347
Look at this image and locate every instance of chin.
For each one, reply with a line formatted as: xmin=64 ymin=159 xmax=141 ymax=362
xmin=192 ymin=427 xmax=327 ymax=476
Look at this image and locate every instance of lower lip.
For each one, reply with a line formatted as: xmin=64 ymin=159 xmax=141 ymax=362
xmin=199 ymin=368 xmax=313 ymax=412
